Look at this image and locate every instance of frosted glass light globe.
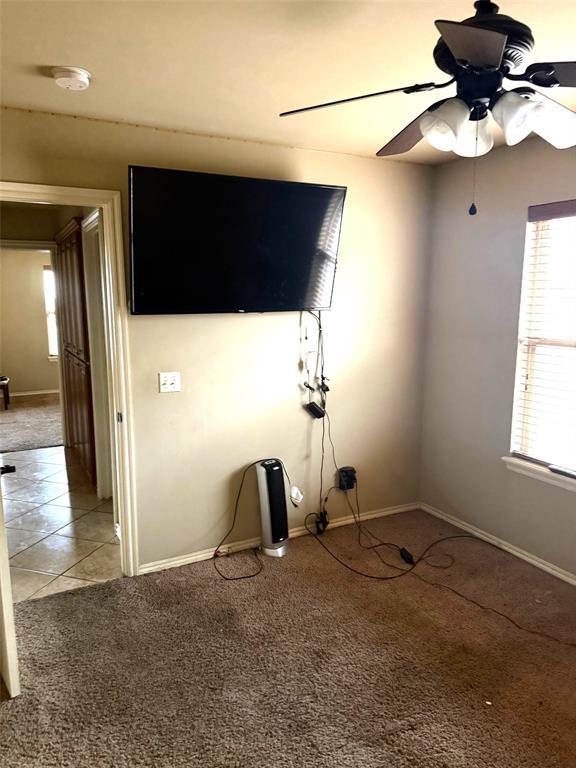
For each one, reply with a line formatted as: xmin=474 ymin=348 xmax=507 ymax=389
xmin=420 ymin=98 xmax=470 ymax=152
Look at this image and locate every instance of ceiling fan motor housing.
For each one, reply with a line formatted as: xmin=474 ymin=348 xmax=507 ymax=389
xmin=433 ymin=1 xmax=535 ymax=75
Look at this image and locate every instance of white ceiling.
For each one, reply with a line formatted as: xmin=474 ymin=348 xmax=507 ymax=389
xmin=1 ymin=1 xmax=575 ymax=163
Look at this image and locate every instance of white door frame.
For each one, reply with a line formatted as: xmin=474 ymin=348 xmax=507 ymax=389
xmin=0 ymin=182 xmax=138 ymax=577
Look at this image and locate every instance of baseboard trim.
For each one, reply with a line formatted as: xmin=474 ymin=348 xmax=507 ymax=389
xmin=138 ymin=503 xmax=417 ymax=575
xmin=11 ymin=389 xmax=59 ymax=397
xmin=419 ymin=502 xmax=576 ymax=587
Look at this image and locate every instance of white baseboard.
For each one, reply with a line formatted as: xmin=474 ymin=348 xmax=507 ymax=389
xmin=12 ymin=389 xmax=59 ymax=397
xmin=138 ymin=502 xmax=417 ymax=575
xmin=419 ymin=502 xmax=576 ymax=587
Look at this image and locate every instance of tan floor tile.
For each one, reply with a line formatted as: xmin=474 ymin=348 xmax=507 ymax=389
xmin=6 ymin=505 xmax=88 ymax=534
xmin=9 ymin=534 xmax=102 ymax=575
xmin=6 ymin=528 xmax=48 ymax=557
xmin=10 ymin=567 xmax=57 ymax=603
xmin=2 ymin=447 xmax=64 ymax=463
xmin=1 ymin=476 xmax=37 ymax=494
xmin=3 ymin=479 xmax=70 ymax=505
xmin=96 ymin=499 xmax=114 ymax=514
xmin=49 ymin=490 xmax=101 ymax=511
xmin=45 ymin=468 xmax=92 ymax=487
xmin=65 ymin=543 xmax=122 ymax=582
xmin=0 ymin=457 xmax=35 ymax=469
xmin=57 ymin=511 xmax=115 ymax=543
xmin=31 ymin=575 xmax=97 ymax=599
xmin=1 ymin=499 xmax=40 ymax=521
xmin=1 ymin=450 xmax=37 ymax=461
xmin=37 ymin=456 xmax=69 ymax=467
xmin=38 ymin=449 xmax=81 ymax=467
xmin=11 ymin=462 xmax=70 ymax=482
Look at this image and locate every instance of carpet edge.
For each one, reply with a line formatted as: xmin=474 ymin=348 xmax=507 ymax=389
xmin=420 ymin=502 xmax=576 ymax=587
xmin=137 ymin=502 xmax=419 ymax=575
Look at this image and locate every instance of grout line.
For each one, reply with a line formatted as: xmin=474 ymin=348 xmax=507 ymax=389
xmin=10 ymin=541 xmax=107 ymax=581
xmin=26 ymin=574 xmax=100 ymax=602
xmin=2 ymin=502 xmax=45 ymax=520
xmin=15 ymin=573 xmax=60 ymax=604
xmin=5 ymin=508 xmax=92 ymax=536
xmin=60 ymin=542 xmax=109 ymax=580
xmin=7 ymin=531 xmax=53 ymax=560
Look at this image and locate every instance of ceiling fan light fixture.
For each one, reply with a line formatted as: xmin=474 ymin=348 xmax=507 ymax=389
xmin=280 ymin=2 xmax=576 ymax=160
xmin=492 ymin=91 xmax=539 ymax=145
xmin=419 ymin=97 xmax=470 ymax=151
xmin=454 ymin=114 xmax=494 ymax=157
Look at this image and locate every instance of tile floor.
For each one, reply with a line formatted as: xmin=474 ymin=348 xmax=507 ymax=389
xmin=1 ymin=445 xmax=121 ymax=602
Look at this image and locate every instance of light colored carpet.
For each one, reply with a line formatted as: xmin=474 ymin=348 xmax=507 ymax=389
xmin=0 ymin=394 xmax=63 ymax=452
xmin=1 ymin=510 xmax=575 ymax=768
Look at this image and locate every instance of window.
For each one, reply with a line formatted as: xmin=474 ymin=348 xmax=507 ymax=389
xmin=43 ymin=265 xmax=59 ymax=358
xmin=511 ymin=200 xmax=576 ymax=473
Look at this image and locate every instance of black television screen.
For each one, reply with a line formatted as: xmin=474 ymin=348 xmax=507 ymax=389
xmin=129 ymin=166 xmax=346 ymax=314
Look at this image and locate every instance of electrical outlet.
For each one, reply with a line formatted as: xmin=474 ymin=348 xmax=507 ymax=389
xmin=158 ymin=372 xmax=181 ymax=393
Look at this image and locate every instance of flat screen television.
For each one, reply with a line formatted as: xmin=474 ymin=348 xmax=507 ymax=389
xmin=129 ymin=165 xmax=346 ymax=314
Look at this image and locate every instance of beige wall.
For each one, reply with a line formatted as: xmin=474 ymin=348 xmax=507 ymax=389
xmin=0 ymin=203 xmax=61 ymax=241
xmin=1 ymin=108 xmax=432 ymax=566
xmin=0 ymin=247 xmax=60 ymax=393
xmin=420 ymin=138 xmax=576 ymax=574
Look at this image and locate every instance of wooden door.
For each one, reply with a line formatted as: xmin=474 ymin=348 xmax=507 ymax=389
xmin=54 ymin=219 xmax=96 ymax=484
xmin=61 ymin=354 xmax=95 ymax=479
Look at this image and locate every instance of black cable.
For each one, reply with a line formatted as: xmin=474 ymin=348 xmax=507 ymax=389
xmin=350 ymin=484 xmax=453 ymax=570
xmin=307 ymin=310 xmax=330 ymax=532
xmin=304 ymin=515 xmax=576 ymax=649
xmin=212 ymin=460 xmax=264 ymax=581
xmin=213 ymin=462 xmax=258 ymax=556
xmin=325 ymin=411 xmax=339 ymax=473
xmin=305 ymin=512 xmax=425 ymax=580
xmin=213 ymin=548 xmax=263 ymax=581
xmin=278 ymin=459 xmax=292 ymax=488
xmin=411 ymin=572 xmax=576 ymax=649
xmin=320 ymin=416 xmax=326 ymax=502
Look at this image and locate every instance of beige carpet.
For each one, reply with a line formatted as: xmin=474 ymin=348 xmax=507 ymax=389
xmin=2 ymin=510 xmax=575 ymax=768
xmin=0 ymin=394 xmax=63 ymax=452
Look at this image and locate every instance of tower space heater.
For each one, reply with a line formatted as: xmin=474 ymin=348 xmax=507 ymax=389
xmin=256 ymin=459 xmax=289 ymax=557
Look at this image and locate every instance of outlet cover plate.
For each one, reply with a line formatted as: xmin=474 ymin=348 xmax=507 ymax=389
xmin=159 ymin=371 xmax=181 ymax=393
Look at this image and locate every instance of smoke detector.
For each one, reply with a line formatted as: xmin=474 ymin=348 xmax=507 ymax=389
xmin=52 ymin=66 xmax=91 ymax=91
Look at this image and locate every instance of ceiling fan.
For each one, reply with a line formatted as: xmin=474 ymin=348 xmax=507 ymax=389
xmin=279 ymin=0 xmax=576 ymax=158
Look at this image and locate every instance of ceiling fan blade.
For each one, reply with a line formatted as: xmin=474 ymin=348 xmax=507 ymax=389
xmin=376 ymin=100 xmax=447 ymax=157
xmin=516 ymin=61 xmax=576 ymax=88
xmin=279 ymin=81 xmax=444 ymax=117
xmin=435 ymin=20 xmax=507 ymax=68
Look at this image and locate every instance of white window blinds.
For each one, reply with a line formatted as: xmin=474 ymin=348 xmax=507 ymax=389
xmin=511 ymin=200 xmax=576 ymax=472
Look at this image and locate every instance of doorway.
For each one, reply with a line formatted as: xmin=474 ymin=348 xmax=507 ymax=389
xmin=0 ymin=182 xmax=137 ymax=575
xmin=1 ymin=203 xmax=121 ymax=599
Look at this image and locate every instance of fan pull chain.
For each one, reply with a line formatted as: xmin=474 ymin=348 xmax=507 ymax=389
xmin=468 ymin=118 xmax=479 ymax=215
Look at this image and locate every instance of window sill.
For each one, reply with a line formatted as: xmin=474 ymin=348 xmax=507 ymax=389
xmin=48 ymin=356 xmax=59 ymax=362
xmin=501 ymin=456 xmax=576 ymax=492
